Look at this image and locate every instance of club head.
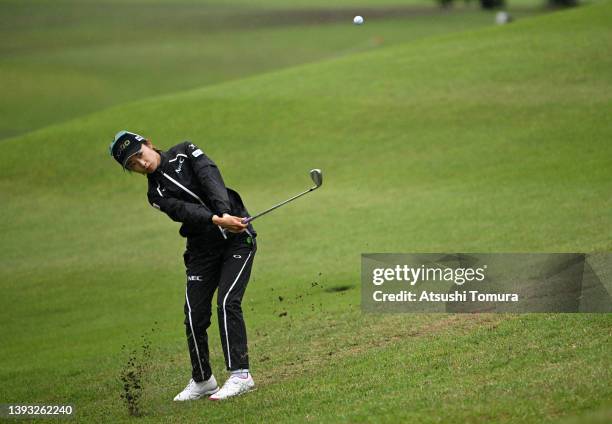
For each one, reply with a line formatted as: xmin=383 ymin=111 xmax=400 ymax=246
xmin=310 ymin=169 xmax=323 ymax=188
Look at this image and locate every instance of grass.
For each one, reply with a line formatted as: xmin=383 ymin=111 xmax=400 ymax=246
xmin=0 ymin=0 xmax=611 ymax=422
xmin=0 ymin=0 xmax=545 ymax=140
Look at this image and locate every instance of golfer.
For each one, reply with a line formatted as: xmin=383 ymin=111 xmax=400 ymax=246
xmin=109 ymin=130 xmax=257 ymax=401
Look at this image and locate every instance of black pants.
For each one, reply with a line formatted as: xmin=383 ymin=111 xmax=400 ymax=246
xmin=183 ymin=232 xmax=256 ymax=382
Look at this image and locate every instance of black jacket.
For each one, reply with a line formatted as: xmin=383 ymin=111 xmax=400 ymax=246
xmin=146 ymin=142 xmax=254 ymax=241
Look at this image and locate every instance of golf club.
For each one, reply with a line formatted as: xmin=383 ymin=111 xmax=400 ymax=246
xmin=242 ymin=169 xmax=323 ymax=224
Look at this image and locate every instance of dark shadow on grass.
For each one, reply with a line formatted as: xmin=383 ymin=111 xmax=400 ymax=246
xmin=324 ymin=284 xmax=354 ymax=293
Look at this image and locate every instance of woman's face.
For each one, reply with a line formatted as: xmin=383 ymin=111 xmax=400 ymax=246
xmin=126 ymin=141 xmax=160 ymax=174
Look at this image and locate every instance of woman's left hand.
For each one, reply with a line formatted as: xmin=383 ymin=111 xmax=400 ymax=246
xmin=213 ymin=214 xmax=247 ymax=233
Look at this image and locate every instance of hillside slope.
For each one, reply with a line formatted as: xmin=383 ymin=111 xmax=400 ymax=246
xmin=0 ymin=0 xmax=508 ymax=140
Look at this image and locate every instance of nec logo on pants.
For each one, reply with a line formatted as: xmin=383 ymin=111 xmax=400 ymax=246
xmin=188 ymin=276 xmax=203 ymax=281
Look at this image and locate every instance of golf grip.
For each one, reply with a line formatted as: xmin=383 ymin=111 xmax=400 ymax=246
xmin=242 ymin=217 xmax=252 ymax=224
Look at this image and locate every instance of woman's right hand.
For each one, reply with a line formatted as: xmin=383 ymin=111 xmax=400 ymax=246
xmin=212 ymin=214 xmax=247 ymax=233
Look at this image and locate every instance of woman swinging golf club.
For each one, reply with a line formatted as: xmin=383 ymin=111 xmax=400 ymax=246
xmin=109 ymin=130 xmax=256 ymax=401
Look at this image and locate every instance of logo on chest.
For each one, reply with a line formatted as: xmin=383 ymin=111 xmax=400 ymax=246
xmin=169 ymin=154 xmax=188 ymax=173
xmin=176 ymin=157 xmax=185 ymax=173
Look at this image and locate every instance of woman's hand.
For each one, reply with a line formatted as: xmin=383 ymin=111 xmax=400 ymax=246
xmin=212 ymin=214 xmax=247 ymax=233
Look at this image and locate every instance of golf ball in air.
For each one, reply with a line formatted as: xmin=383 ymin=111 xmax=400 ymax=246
xmin=495 ymin=11 xmax=512 ymax=25
xmin=353 ymin=15 xmax=364 ymax=25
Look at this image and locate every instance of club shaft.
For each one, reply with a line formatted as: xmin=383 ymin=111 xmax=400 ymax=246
xmin=245 ymin=186 xmax=317 ymax=223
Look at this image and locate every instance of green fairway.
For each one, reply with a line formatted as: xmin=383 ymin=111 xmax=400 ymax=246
xmin=1 ymin=0 xmax=611 ymax=422
xmin=0 ymin=0 xmax=543 ymax=141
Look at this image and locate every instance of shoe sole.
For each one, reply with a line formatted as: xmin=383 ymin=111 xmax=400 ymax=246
xmin=173 ymin=386 xmax=220 ymax=401
xmin=209 ymin=387 xmax=256 ymax=401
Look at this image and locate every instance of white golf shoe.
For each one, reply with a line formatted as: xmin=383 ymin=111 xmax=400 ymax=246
xmin=209 ymin=373 xmax=255 ymax=401
xmin=173 ymin=376 xmax=219 ymax=401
